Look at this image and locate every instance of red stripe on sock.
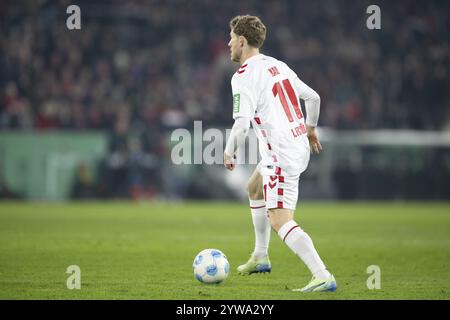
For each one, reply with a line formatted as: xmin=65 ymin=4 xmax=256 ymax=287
xmin=250 ymin=205 xmax=266 ymax=209
xmin=283 ymin=225 xmax=299 ymax=242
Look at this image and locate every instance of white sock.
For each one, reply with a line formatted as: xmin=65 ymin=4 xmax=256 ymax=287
xmin=278 ymin=220 xmax=331 ymax=279
xmin=249 ymin=199 xmax=270 ymax=258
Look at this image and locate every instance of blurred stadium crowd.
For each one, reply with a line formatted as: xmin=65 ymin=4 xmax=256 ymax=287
xmin=1 ymin=0 xmax=449 ymax=199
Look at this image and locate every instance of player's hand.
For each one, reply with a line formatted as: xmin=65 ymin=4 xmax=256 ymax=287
xmin=224 ymin=152 xmax=236 ymax=171
xmin=306 ymin=125 xmax=322 ymax=154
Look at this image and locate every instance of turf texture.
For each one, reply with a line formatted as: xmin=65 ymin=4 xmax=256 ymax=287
xmin=0 ymin=201 xmax=449 ymax=300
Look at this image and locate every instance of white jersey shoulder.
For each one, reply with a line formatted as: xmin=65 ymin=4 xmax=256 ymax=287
xmin=230 ymin=60 xmax=256 ymax=119
xmin=230 ymin=54 xmax=298 ymax=119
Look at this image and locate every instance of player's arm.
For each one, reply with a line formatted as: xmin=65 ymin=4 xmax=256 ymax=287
xmin=293 ymin=77 xmax=322 ymax=154
xmin=225 ymin=75 xmax=256 ymax=170
xmin=224 ymin=117 xmax=251 ymax=171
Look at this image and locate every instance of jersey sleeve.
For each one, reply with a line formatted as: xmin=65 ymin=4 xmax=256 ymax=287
xmin=282 ymin=62 xmax=319 ymax=101
xmin=292 ymin=76 xmax=320 ymax=127
xmin=231 ymin=74 xmax=257 ymax=119
xmin=282 ymin=63 xmax=321 ymax=127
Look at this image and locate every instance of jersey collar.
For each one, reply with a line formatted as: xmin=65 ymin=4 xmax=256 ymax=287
xmin=241 ymin=53 xmax=264 ymax=67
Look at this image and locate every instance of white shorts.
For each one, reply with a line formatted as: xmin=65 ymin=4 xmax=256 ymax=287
xmin=257 ymin=162 xmax=300 ymax=210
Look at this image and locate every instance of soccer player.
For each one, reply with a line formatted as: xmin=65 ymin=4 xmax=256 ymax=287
xmin=223 ymin=15 xmax=336 ymax=292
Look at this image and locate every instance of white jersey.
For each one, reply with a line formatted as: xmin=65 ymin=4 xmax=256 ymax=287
xmin=231 ymin=53 xmax=319 ymax=175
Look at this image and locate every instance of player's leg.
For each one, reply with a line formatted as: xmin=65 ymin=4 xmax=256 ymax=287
xmin=246 ymin=168 xmax=270 ymax=258
xmin=269 ymin=208 xmax=328 ymax=277
xmin=264 ymin=170 xmax=336 ymax=292
xmin=268 ymin=208 xmax=336 ymax=292
xmin=237 ymin=168 xmax=271 ymax=275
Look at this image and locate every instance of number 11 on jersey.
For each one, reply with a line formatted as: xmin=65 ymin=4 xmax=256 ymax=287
xmin=272 ymin=79 xmax=304 ymax=123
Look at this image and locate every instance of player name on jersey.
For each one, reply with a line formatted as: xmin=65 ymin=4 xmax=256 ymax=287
xmin=291 ymin=123 xmax=307 ymax=138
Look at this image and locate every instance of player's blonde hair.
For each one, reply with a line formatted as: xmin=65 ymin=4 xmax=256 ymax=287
xmin=229 ymin=15 xmax=266 ymax=49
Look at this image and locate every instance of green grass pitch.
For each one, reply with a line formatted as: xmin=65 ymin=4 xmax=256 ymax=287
xmin=0 ymin=201 xmax=449 ymax=300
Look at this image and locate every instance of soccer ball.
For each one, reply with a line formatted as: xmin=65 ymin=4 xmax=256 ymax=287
xmin=193 ymin=249 xmax=230 ymax=284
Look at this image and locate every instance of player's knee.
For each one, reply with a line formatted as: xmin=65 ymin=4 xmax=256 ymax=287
xmin=269 ymin=220 xmax=281 ymax=232
xmin=245 ymin=180 xmax=252 ymax=194
xmin=268 ymin=208 xmax=293 ymax=232
xmin=267 ymin=210 xmax=282 ymax=231
xmin=246 ymin=181 xmax=263 ymax=200
xmin=249 ymin=188 xmax=264 ymax=200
